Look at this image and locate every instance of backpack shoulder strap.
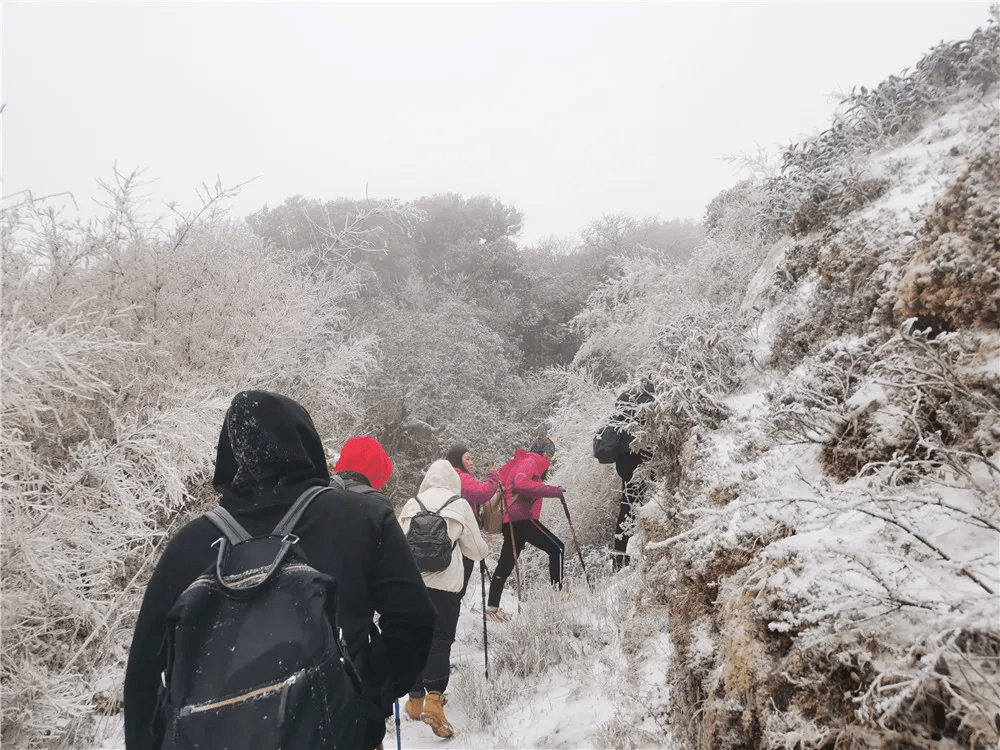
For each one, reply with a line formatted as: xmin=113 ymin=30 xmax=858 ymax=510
xmin=273 ymin=485 xmax=332 ymax=537
xmin=335 ymin=473 xmax=378 ymax=494
xmin=205 ymin=507 xmax=252 ymax=545
xmin=441 ymin=495 xmax=461 ymax=549
xmin=412 ymin=496 xmax=429 ymax=513
xmin=439 ymin=494 xmax=462 ymax=512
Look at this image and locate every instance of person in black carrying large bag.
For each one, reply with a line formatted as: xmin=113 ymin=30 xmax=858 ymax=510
xmin=593 ymin=380 xmax=655 ymax=571
xmin=123 ymin=391 xmax=436 ymax=750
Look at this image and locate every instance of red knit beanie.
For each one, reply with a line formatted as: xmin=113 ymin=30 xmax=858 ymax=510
xmin=334 ymin=436 xmax=393 ymax=490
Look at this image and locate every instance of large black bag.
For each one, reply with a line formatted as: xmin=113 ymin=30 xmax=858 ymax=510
xmin=159 ymin=486 xmax=368 ymax=750
xmin=593 ymin=424 xmax=630 ymax=464
xmin=594 ymin=383 xmax=655 ymax=464
xmin=406 ymin=495 xmax=461 ymax=573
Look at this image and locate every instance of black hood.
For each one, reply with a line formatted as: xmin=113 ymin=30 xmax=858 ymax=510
xmin=213 ymin=391 xmax=330 ymax=510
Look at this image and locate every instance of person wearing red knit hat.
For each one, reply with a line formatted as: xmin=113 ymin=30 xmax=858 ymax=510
xmin=333 ymin=436 xmax=394 ymax=493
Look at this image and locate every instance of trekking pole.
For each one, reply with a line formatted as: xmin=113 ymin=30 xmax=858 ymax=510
xmin=394 ymin=699 xmax=401 ymax=750
xmin=479 ymin=559 xmax=490 ymax=680
xmin=559 ymin=493 xmax=592 ymax=591
xmin=503 ymin=492 xmax=524 ymax=613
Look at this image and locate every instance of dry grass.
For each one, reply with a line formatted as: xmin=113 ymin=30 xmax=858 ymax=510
xmin=891 ymin=149 xmax=1000 ymax=333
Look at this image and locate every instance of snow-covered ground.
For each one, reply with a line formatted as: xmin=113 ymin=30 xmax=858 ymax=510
xmin=92 ymin=558 xmax=673 ymax=750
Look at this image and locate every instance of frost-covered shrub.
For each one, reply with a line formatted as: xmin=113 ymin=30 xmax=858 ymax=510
xmin=767 ymin=229 xmax=894 ymax=368
xmin=762 ymin=334 xmax=899 ymax=481
xmin=546 ymin=368 xmax=624 ymax=549
xmin=890 ymin=148 xmax=1000 ymax=333
xmin=754 ymin=476 xmax=1000 ymax=746
xmin=855 ymin=324 xmax=1000 ymax=483
xmin=647 ymin=453 xmax=999 ymax=750
xmin=786 ymin=173 xmax=890 ymax=237
xmin=1 ymin=326 xmax=222 ymax=746
xmin=571 ymin=255 xmax=710 ymax=384
xmin=762 ymin=11 xmax=999 ymax=239
xmin=894 ymin=232 xmax=1000 ymax=332
xmin=0 ymin=177 xmax=375 ymax=748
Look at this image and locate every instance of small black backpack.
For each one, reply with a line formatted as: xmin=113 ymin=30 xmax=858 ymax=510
xmin=158 ymin=486 xmax=368 ymax=750
xmin=405 ymin=495 xmax=461 ymax=573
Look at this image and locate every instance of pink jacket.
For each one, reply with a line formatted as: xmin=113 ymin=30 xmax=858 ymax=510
xmin=498 ymin=449 xmax=562 ymax=522
xmin=455 ymin=466 xmax=501 ymax=510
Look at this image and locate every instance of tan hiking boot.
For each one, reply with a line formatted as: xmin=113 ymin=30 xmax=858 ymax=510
xmin=404 ymin=694 xmax=424 ymax=721
xmin=485 ymin=605 xmax=510 ymax=621
xmin=420 ymin=691 xmax=454 ymax=738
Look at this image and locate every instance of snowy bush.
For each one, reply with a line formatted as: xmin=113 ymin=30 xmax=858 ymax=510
xmin=546 ymin=367 xmax=624 ymax=550
xmin=761 ymin=11 xmax=999 ymax=240
xmin=1 ymin=176 xmax=375 ymax=748
xmin=889 ymin=146 xmax=1000 ymax=333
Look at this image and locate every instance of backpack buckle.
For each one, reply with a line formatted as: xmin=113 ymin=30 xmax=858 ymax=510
xmin=282 ymin=533 xmax=300 ymax=545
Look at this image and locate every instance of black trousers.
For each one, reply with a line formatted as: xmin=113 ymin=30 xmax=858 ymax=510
xmin=487 ymin=519 xmax=564 ymax=608
xmin=410 ymin=587 xmax=461 ymax=695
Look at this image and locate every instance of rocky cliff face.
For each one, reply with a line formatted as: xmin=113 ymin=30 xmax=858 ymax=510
xmin=637 ymin=17 xmax=999 ymax=750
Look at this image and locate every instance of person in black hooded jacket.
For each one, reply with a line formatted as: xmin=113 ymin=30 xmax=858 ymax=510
xmin=607 ymin=380 xmax=654 ymax=571
xmin=123 ymin=390 xmax=437 ymax=750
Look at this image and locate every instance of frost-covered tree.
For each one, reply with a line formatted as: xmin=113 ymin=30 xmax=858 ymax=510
xmin=1 ymin=172 xmax=376 ymax=748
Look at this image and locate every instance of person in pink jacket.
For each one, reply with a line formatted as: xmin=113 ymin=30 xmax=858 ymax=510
xmin=486 ymin=437 xmax=565 ymax=620
xmin=445 ymin=444 xmax=501 ymax=598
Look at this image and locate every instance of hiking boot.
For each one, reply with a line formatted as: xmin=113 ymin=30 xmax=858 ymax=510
xmin=420 ymin=691 xmax=454 ymax=738
xmin=610 ymin=552 xmax=630 ymax=572
xmin=404 ymin=694 xmax=424 ymax=721
xmin=485 ymin=606 xmax=510 ymax=621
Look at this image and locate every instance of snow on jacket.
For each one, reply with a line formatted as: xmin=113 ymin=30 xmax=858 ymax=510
xmin=399 ymin=459 xmax=490 ymax=593
xmin=455 ymin=465 xmax=501 ymax=509
xmin=497 ymin=449 xmax=562 ymax=522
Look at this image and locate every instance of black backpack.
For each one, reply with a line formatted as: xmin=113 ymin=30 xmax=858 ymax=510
xmin=405 ymin=495 xmax=461 ymax=573
xmin=158 ymin=486 xmax=368 ymax=750
xmin=593 ymin=424 xmax=630 ymax=464
xmin=594 ymin=384 xmax=655 ymax=464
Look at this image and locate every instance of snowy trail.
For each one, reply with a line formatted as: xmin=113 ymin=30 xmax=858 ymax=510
xmin=93 ymin=570 xmax=649 ymax=750
xmin=394 ymin=568 xmax=656 ymax=750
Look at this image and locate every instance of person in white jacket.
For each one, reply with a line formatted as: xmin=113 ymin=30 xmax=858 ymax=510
xmin=398 ymin=458 xmax=489 ymax=738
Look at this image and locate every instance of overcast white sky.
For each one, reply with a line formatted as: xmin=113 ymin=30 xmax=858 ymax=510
xmin=2 ymin=2 xmax=992 ymax=245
